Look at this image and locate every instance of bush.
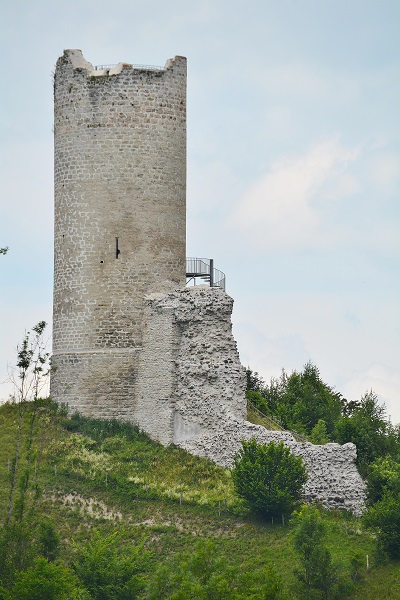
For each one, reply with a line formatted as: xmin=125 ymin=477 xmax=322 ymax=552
xmin=366 ymin=456 xmax=400 ymax=505
xmin=12 ymin=557 xmax=81 ymax=600
xmin=232 ymin=439 xmax=307 ymax=518
xmin=37 ymin=521 xmax=60 ymax=562
xmin=73 ymin=531 xmax=149 ymax=600
xmin=291 ymin=506 xmax=344 ymax=599
xmin=145 ymin=539 xmax=287 ymax=599
xmin=363 ymin=492 xmax=400 ymax=559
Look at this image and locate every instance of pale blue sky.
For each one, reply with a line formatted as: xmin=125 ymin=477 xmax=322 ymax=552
xmin=1 ymin=1 xmax=399 ymax=422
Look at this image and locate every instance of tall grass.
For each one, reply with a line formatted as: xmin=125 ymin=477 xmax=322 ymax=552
xmin=0 ymin=400 xmax=399 ymax=599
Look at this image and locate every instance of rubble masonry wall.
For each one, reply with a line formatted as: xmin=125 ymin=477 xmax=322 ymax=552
xmin=135 ymin=286 xmax=366 ymax=514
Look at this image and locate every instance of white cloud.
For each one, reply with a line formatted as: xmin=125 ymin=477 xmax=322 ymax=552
xmin=228 ymin=137 xmax=360 ymax=250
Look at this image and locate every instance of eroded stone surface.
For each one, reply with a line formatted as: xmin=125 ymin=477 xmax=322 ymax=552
xmin=135 ymin=286 xmax=366 ymax=514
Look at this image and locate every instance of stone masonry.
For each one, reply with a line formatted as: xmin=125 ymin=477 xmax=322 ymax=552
xmin=51 ymin=50 xmax=186 ymax=415
xmin=51 ymin=50 xmax=365 ymax=514
xmin=134 ymin=285 xmax=365 ymax=514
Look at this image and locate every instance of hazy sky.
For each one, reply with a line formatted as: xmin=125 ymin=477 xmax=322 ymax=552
xmin=1 ymin=1 xmax=399 ymax=423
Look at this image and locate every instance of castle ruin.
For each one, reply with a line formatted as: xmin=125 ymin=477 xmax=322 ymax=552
xmin=51 ymin=50 xmax=365 ymax=513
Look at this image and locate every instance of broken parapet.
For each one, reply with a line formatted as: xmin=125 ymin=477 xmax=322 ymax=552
xmin=134 ymin=286 xmax=246 ymax=445
xmin=180 ymin=419 xmax=366 ymax=514
xmin=135 ymin=286 xmax=366 ymax=514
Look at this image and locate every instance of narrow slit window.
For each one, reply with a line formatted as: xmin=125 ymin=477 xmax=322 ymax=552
xmin=115 ymin=237 xmax=120 ymax=259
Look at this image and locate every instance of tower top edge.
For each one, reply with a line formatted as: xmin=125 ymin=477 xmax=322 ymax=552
xmin=58 ymin=49 xmax=186 ymax=77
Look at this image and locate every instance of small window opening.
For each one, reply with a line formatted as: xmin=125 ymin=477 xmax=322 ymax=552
xmin=115 ymin=237 xmax=120 ymax=259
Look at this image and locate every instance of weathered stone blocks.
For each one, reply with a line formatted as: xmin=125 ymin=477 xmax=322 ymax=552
xmin=51 ymin=50 xmax=186 ymax=415
xmin=134 ymin=286 xmax=365 ymax=514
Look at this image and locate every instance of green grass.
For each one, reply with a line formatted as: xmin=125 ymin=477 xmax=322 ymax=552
xmin=1 ymin=399 xmax=399 ymax=598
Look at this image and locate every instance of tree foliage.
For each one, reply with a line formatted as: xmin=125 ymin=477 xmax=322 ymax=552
xmin=246 ymin=364 xmax=399 ymax=471
xmin=73 ymin=531 xmax=149 ymax=600
xmin=248 ymin=363 xmax=344 ymax=437
xmin=366 ymin=455 xmax=400 ymax=505
xmin=10 ymin=321 xmax=51 ymax=403
xmin=291 ymin=506 xmax=344 ymax=599
xmin=334 ymin=391 xmax=394 ymax=472
xmin=363 ymin=492 xmax=400 ymax=559
xmin=145 ymin=539 xmax=286 ymax=599
xmin=11 ymin=558 xmax=84 ymax=600
xmin=310 ymin=420 xmax=330 ymax=445
xmin=232 ymin=439 xmax=307 ymax=518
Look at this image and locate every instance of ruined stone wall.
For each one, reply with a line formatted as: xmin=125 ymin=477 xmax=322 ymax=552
xmin=51 ymin=50 xmax=186 ymax=415
xmin=134 ymin=286 xmax=246 ymax=444
xmin=135 ymin=286 xmax=365 ymax=514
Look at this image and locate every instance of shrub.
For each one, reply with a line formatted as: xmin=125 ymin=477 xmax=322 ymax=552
xmin=145 ymin=539 xmax=286 ymax=599
xmin=291 ymin=506 xmax=344 ymax=599
xmin=37 ymin=520 xmax=60 ymax=562
xmin=231 ymin=439 xmax=307 ymax=518
xmin=363 ymin=492 xmax=400 ymax=559
xmin=366 ymin=456 xmax=400 ymax=505
xmin=73 ymin=531 xmax=149 ymax=600
xmin=12 ymin=557 xmax=81 ymax=600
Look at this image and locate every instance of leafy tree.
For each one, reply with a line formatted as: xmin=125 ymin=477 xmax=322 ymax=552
xmin=12 ymin=557 xmax=85 ymax=600
xmin=73 ymin=531 xmax=149 ymax=600
xmin=10 ymin=321 xmax=51 ymax=404
xmin=6 ymin=323 xmax=51 ymax=533
xmin=291 ymin=506 xmax=344 ymax=599
xmin=0 ymin=587 xmax=12 ymax=600
xmin=246 ymin=390 xmax=271 ymax=416
xmin=258 ymin=363 xmax=344 ymax=437
xmin=245 ymin=368 xmax=266 ymax=393
xmin=145 ymin=539 xmax=286 ymax=599
xmin=232 ymin=439 xmax=307 ymax=518
xmin=310 ymin=420 xmax=330 ymax=445
xmin=37 ymin=520 xmax=60 ymax=562
xmin=366 ymin=456 xmax=400 ymax=505
xmin=363 ymin=492 xmax=400 ymax=559
xmin=334 ymin=391 xmax=392 ymax=471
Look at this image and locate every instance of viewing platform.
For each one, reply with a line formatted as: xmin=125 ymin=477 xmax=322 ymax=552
xmin=186 ymin=258 xmax=226 ymax=291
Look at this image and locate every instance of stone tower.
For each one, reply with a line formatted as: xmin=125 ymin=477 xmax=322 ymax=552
xmin=50 ymin=50 xmax=366 ymax=513
xmin=51 ymin=50 xmax=187 ymax=418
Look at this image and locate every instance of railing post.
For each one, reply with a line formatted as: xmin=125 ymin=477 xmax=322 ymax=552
xmin=209 ymin=258 xmax=214 ymax=287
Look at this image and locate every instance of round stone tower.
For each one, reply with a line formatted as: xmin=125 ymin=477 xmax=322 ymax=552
xmin=51 ymin=49 xmax=186 ymax=419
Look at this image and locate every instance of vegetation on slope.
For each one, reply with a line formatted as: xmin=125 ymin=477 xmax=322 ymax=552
xmin=0 ymin=398 xmax=399 ymax=599
xmin=245 ymin=363 xmax=400 ymax=474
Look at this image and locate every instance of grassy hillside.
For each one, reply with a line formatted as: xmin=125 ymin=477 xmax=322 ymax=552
xmin=0 ymin=399 xmax=399 ymax=598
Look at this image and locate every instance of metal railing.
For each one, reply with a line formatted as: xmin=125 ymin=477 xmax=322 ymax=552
xmin=186 ymin=258 xmax=226 ymax=292
xmin=247 ymin=399 xmax=309 ymax=443
xmin=213 ymin=270 xmax=225 ymax=290
xmin=94 ymin=63 xmax=164 ymax=71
